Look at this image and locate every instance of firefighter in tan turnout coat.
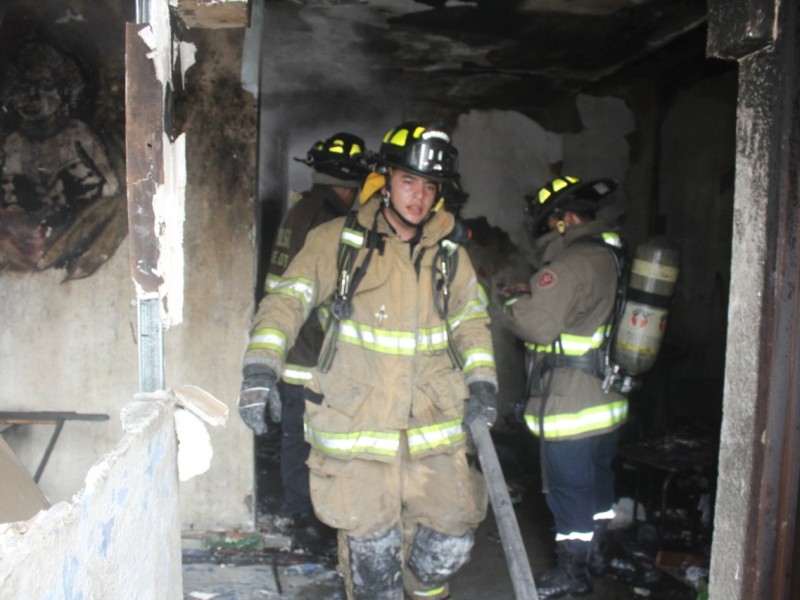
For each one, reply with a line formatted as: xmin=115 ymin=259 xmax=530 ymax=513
xmin=502 ymin=176 xmax=628 ymax=599
xmin=239 ymin=122 xmax=498 ymax=600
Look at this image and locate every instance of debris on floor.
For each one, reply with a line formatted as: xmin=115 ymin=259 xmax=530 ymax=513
xmin=182 ymin=530 xmax=344 ymax=600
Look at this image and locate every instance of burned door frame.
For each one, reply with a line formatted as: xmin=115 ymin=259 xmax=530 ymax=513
xmin=707 ymin=0 xmax=800 ymax=598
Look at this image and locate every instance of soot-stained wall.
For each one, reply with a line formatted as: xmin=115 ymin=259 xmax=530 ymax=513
xmin=0 ymin=1 xmax=257 ymax=530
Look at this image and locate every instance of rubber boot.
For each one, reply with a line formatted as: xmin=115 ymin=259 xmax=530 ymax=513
xmin=535 ymin=541 xmax=592 ymax=599
xmin=587 ymin=520 xmax=611 ymax=577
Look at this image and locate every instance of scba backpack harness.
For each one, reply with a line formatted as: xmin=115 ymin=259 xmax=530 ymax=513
xmin=317 ymin=210 xmax=466 ymax=372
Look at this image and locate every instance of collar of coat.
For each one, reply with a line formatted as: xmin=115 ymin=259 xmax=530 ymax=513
xmin=534 ymin=219 xmax=615 ymax=265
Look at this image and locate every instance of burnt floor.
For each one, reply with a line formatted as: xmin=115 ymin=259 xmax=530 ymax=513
xmin=183 ymin=421 xmax=714 ymax=599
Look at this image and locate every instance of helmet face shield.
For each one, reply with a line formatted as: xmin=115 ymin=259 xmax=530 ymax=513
xmin=378 ymin=122 xmax=460 ymax=182
xmin=405 ymin=137 xmax=459 ymax=181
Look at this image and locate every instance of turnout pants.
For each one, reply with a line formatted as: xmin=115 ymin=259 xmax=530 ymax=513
xmin=308 ymin=432 xmax=488 ymax=600
xmin=279 ymin=381 xmax=313 ymax=516
xmin=543 ymin=428 xmax=619 ymax=544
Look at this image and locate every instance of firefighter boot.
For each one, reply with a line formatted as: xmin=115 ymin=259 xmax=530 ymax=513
xmin=535 ymin=541 xmax=592 ymax=599
xmin=588 ymin=520 xmax=611 ymax=577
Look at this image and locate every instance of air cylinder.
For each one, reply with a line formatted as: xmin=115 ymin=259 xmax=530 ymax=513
xmin=614 ymin=236 xmax=680 ymax=375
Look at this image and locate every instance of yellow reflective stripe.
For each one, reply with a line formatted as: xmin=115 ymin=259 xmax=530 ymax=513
xmin=282 ymin=364 xmax=313 ymax=385
xmin=412 ymin=586 xmax=447 ymax=597
xmin=407 ymin=419 xmax=466 ymax=455
xmin=271 ymin=276 xmax=316 ymax=317
xmin=556 ymin=531 xmax=593 ymax=542
xmin=441 ymin=239 xmax=458 ymax=256
xmin=341 ymin=227 xmax=365 ymax=248
xmin=448 ymin=297 xmax=490 ymax=331
xmin=462 ymin=347 xmax=495 ymax=373
xmin=265 ymin=273 xmax=281 ymax=292
xmin=477 ymin=282 xmax=489 ymax=306
xmin=305 ymin=421 xmax=401 ymax=458
xmin=317 ymin=306 xmax=330 ymax=329
xmin=539 ymin=176 xmax=580 ymax=204
xmin=525 ymin=400 xmax=628 ymax=438
xmin=338 ymin=320 xmax=417 ymax=356
xmin=527 ymin=325 xmax=609 ymax=355
xmin=602 ymin=232 xmax=622 ymax=248
xmin=247 ymin=328 xmax=287 ymax=358
xmin=416 ymin=325 xmax=450 ymax=352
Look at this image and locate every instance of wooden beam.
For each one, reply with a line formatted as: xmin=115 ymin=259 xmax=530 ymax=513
xmin=125 ymin=22 xmax=164 ymax=294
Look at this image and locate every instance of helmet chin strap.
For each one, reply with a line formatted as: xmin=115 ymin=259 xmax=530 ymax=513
xmin=382 ymin=177 xmax=445 ymax=231
xmin=382 ymin=188 xmax=424 ymax=230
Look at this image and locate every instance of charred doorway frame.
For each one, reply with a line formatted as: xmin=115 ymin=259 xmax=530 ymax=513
xmin=708 ymin=0 xmax=800 ymax=598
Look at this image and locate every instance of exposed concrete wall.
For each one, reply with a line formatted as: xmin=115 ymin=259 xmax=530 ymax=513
xmin=167 ymin=27 xmax=258 ymax=530
xmin=709 ymin=9 xmax=787 ymax=595
xmin=0 ymin=251 xmax=136 ymax=503
xmin=0 ymin=394 xmax=183 ymax=599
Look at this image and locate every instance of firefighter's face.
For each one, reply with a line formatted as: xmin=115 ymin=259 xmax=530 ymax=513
xmin=388 ymin=168 xmax=438 ymax=225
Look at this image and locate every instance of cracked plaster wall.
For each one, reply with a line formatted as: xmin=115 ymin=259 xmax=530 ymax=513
xmin=0 ymin=394 xmax=183 ymax=599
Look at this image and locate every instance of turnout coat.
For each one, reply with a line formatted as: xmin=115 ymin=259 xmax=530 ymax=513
xmin=244 ymin=195 xmax=498 ymax=463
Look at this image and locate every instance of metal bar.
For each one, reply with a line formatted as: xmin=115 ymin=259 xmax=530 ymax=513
xmin=0 ymin=412 xmax=109 ymax=423
xmin=136 ymin=0 xmax=150 ymax=25
xmin=33 ymin=419 xmax=64 ymax=483
xmin=138 ymin=296 xmax=165 ymax=392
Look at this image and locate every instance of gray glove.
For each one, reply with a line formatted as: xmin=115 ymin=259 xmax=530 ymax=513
xmin=238 ymin=364 xmax=281 ymax=435
xmin=463 ymin=381 xmax=498 ymax=429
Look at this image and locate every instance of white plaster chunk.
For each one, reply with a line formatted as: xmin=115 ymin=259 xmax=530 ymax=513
xmin=175 ymin=408 xmax=213 ymax=481
xmin=172 ymin=385 xmax=229 ymax=427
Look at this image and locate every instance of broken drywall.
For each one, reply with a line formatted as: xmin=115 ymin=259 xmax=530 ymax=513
xmin=0 ymin=393 xmax=182 ymax=599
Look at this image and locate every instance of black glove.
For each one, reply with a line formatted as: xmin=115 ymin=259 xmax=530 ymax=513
xmin=238 ymin=364 xmax=281 ymax=435
xmin=463 ymin=381 xmax=498 ymax=429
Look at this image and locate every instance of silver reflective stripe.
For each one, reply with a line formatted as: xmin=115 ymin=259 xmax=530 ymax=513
xmin=449 ymin=297 xmax=490 ymax=330
xmin=594 ymin=509 xmax=616 ymax=521
xmin=341 ymin=227 xmax=365 ymax=248
xmin=416 ymin=326 xmax=450 ymax=352
xmin=282 ymin=364 xmax=313 ymax=385
xmin=271 ymin=277 xmax=317 ymax=319
xmin=462 ymin=348 xmax=495 ymax=373
xmin=527 ymin=325 xmax=609 ymax=355
xmin=407 ymin=418 xmax=466 ymax=455
xmin=305 ymin=421 xmax=401 ymax=458
xmin=602 ymin=232 xmax=622 ymax=248
xmin=525 ymin=400 xmax=628 ymax=438
xmin=338 ymin=320 xmax=417 ymax=356
xmin=247 ymin=328 xmax=287 ymax=357
xmin=555 ymin=531 xmax=594 ymax=542
xmin=265 ymin=273 xmax=281 ymax=292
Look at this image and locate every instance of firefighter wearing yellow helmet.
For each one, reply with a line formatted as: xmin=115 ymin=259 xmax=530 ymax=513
xmin=240 ymin=121 xmax=497 ymax=600
xmin=502 ymin=175 xmax=627 ymax=599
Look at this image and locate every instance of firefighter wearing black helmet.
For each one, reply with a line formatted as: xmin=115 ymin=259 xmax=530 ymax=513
xmin=243 ymin=132 xmax=369 ymax=553
xmin=239 ymin=121 xmax=497 ymax=600
xmin=501 ymin=176 xmax=628 ymax=598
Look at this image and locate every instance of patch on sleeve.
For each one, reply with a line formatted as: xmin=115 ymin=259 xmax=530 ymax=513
xmin=536 ymin=268 xmax=558 ymax=289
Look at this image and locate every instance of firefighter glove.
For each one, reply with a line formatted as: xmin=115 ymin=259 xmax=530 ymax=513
xmin=238 ymin=364 xmax=281 ymax=435
xmin=464 ymin=381 xmax=498 ymax=429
